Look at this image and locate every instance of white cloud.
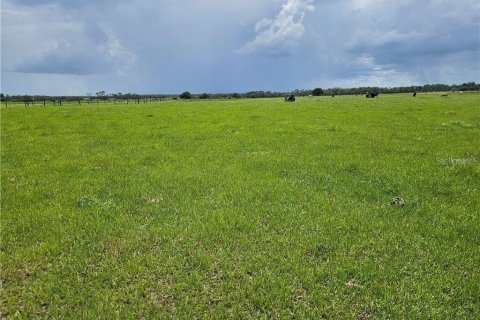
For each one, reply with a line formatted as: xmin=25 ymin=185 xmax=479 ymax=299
xmin=239 ymin=0 xmax=315 ymax=55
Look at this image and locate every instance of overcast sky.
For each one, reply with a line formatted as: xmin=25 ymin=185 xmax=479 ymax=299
xmin=1 ymin=0 xmax=479 ymax=95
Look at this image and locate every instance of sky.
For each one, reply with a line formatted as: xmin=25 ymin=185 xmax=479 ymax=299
xmin=1 ymin=0 xmax=479 ymax=95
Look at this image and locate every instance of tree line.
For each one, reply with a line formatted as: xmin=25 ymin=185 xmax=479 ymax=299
xmin=1 ymin=82 xmax=478 ymax=104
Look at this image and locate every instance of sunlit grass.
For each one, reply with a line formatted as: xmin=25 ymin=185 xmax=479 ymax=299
xmin=1 ymin=93 xmax=479 ymax=318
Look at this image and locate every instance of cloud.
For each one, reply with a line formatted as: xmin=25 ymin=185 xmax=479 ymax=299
xmin=15 ymin=36 xmax=136 ymax=75
xmin=2 ymin=0 xmax=136 ymax=75
xmin=239 ymin=0 xmax=315 ymax=55
xmin=301 ymin=0 xmax=480 ymax=87
xmin=1 ymin=0 xmax=479 ymax=95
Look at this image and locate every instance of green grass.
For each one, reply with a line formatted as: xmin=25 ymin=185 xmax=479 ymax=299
xmin=1 ymin=93 xmax=479 ymax=319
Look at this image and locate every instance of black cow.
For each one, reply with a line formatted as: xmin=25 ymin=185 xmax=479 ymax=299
xmin=366 ymin=92 xmax=379 ymax=98
xmin=413 ymin=92 xmax=417 ymax=97
xmin=284 ymin=94 xmax=296 ymax=102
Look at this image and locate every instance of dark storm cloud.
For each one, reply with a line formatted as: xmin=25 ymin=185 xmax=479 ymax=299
xmin=16 ymin=53 xmax=107 ymax=75
xmin=345 ymin=7 xmax=480 ymax=66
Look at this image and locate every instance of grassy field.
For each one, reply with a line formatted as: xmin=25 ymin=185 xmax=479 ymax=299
xmin=1 ymin=93 xmax=479 ymax=318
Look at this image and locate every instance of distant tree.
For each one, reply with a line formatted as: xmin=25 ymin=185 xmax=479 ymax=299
xmin=179 ymin=91 xmax=192 ymax=99
xmin=199 ymin=93 xmax=209 ymax=99
xmin=96 ymin=91 xmax=106 ymax=100
xmin=232 ymin=93 xmax=241 ymax=98
xmin=312 ymin=88 xmax=323 ymax=96
xmin=331 ymin=88 xmax=340 ymax=96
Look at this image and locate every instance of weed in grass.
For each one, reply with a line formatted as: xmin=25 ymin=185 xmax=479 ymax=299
xmin=440 ymin=156 xmax=478 ymax=167
xmin=441 ymin=120 xmax=475 ymax=128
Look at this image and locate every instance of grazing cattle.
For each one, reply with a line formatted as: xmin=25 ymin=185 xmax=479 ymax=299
xmin=366 ymin=92 xmax=378 ymax=98
xmin=413 ymin=92 xmax=417 ymax=97
xmin=284 ymin=94 xmax=296 ymax=102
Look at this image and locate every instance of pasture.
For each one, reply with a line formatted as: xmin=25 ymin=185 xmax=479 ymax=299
xmin=1 ymin=93 xmax=479 ymax=318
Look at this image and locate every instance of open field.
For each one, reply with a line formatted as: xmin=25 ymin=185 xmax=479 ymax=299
xmin=1 ymin=93 xmax=479 ymax=318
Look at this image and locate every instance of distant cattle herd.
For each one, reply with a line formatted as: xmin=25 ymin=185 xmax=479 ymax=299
xmin=285 ymin=91 xmax=393 ymax=102
xmin=282 ymin=91 xmax=422 ymax=102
